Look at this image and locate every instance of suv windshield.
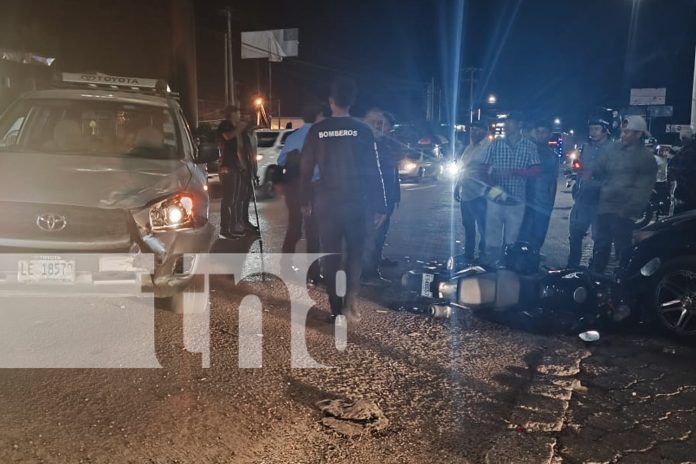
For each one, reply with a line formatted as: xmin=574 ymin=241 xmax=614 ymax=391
xmin=256 ymin=131 xmax=279 ymax=148
xmin=0 ymin=98 xmax=181 ymax=159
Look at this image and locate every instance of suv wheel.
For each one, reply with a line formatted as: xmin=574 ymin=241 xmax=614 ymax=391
xmin=158 ymin=275 xmax=208 ymax=314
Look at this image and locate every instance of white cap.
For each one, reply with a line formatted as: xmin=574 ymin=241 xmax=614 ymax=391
xmin=679 ymin=125 xmax=694 ymax=140
xmin=622 ymin=115 xmax=650 ymax=137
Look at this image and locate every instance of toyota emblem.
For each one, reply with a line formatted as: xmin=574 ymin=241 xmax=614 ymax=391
xmin=36 ymin=214 xmax=68 ymax=232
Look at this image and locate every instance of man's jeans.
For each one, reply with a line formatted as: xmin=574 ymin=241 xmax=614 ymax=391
xmin=591 ymin=213 xmax=634 ymax=274
xmin=460 ymin=196 xmax=487 ymax=259
xmin=568 ymin=201 xmax=598 ymax=268
xmin=220 ymin=169 xmax=247 ymax=234
xmin=484 ymin=201 xmax=525 ymax=263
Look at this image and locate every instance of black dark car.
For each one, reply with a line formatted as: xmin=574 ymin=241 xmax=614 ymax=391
xmin=623 ymin=210 xmax=696 ymax=340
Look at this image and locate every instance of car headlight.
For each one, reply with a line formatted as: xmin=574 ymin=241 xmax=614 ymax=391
xmin=444 ymin=161 xmax=460 ymax=177
xmin=149 ymin=193 xmax=195 ymax=231
xmin=401 ymin=161 xmax=418 ymax=171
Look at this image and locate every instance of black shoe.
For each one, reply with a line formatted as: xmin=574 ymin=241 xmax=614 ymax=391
xmin=219 ymin=230 xmax=245 ymax=240
xmin=361 ymin=275 xmax=391 ymax=287
xmin=380 ymin=257 xmax=399 ymax=267
xmin=328 ymin=313 xmax=347 ymax=326
xmin=307 ymin=274 xmax=325 ymax=286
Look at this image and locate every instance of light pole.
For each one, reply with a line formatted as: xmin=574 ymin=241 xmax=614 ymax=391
xmin=487 ymin=94 xmax=497 ymax=105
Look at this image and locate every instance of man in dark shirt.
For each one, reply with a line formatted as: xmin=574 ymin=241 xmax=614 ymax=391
xmin=519 ymin=120 xmax=559 ymax=251
xmin=567 ymin=114 xmax=612 ymax=268
xmin=217 ymin=105 xmax=250 ymax=239
xmin=300 ymin=78 xmax=387 ymax=323
xmin=669 ymin=135 xmax=696 ymax=214
xmin=362 ymin=108 xmax=401 ymax=285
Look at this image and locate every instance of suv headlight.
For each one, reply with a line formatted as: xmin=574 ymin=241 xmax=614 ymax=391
xmin=149 ymin=193 xmax=195 ymax=231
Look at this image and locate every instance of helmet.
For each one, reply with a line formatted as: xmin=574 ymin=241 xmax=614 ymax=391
xmin=588 ymin=113 xmax=612 ymax=133
xmin=504 ymin=242 xmax=540 ymax=274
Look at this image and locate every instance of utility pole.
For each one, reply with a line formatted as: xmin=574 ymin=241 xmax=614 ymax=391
xmin=425 ymin=78 xmax=434 ymax=121
xmin=268 ymin=38 xmax=273 ymax=122
xmin=224 ymin=32 xmax=229 ymax=105
xmin=463 ymin=67 xmax=480 ymax=124
xmin=691 ymin=45 xmax=696 ymax=130
xmin=225 ymin=7 xmax=235 ymax=106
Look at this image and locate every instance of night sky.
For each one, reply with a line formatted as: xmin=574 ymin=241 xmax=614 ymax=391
xmin=197 ymin=0 xmax=696 ymax=136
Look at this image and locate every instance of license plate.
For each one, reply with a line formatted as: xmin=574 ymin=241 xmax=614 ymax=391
xmin=18 ymin=258 xmax=76 ymax=283
xmin=421 ymin=273 xmax=434 ymax=298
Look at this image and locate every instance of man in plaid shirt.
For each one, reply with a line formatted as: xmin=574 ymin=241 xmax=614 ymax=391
xmin=481 ymin=113 xmax=541 ymax=263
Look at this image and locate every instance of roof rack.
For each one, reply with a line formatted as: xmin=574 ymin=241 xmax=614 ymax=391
xmin=54 ymin=72 xmax=179 ymax=98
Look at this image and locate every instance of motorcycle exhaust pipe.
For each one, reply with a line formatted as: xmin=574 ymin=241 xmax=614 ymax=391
xmin=430 ymin=304 xmax=453 ymax=319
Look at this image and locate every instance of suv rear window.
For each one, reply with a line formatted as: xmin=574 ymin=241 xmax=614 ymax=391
xmin=256 ymin=131 xmax=279 ymax=148
xmin=0 ymin=98 xmax=181 ymax=159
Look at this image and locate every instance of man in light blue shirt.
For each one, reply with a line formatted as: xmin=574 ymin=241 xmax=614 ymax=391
xmin=277 ymin=104 xmax=324 ymax=278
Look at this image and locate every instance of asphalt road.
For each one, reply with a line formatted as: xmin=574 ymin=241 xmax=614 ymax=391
xmin=1 ymin=178 xmax=695 ymax=464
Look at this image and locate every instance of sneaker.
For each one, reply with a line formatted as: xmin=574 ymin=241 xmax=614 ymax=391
xmin=380 ymin=257 xmax=399 ymax=267
xmin=334 ymin=314 xmax=347 ymax=328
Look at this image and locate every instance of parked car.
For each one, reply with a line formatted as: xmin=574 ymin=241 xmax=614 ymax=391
xmin=624 ymin=210 xmax=696 ymax=341
xmin=255 ymin=128 xmax=296 ymax=196
xmin=398 ymin=150 xmax=444 ymax=182
xmin=392 ymin=124 xmax=448 ymax=182
xmin=0 ymin=72 xmax=217 ymax=313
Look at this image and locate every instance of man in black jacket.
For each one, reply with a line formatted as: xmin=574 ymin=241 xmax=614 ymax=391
xmin=217 ymin=105 xmax=249 ymax=239
xmin=300 ymin=78 xmax=387 ymax=323
xmin=362 ymin=108 xmax=401 ymax=285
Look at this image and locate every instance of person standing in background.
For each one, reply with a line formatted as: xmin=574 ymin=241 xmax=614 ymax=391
xmin=519 ymin=119 xmax=559 ymax=251
xmin=453 ymin=120 xmax=490 ymax=262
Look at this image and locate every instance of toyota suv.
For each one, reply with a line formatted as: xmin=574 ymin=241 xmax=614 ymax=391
xmin=0 ymin=73 xmax=217 ymax=312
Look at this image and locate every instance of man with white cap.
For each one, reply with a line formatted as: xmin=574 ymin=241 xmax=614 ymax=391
xmin=590 ymin=115 xmax=657 ymax=273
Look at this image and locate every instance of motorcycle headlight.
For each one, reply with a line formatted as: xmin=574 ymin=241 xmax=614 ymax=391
xmin=149 ymin=193 xmax=195 ymax=231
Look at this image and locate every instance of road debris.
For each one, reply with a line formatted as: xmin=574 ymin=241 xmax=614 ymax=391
xmin=317 ymin=399 xmax=389 ymax=437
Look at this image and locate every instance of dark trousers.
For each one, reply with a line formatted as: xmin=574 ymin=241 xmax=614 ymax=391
xmin=519 ymin=204 xmax=553 ymax=251
xmin=363 ymin=203 xmax=395 ymax=277
xmin=654 ymin=182 xmax=670 ymax=215
xmin=568 ymin=202 xmax=598 ymax=268
xmin=315 ymin=199 xmax=366 ymax=316
xmin=591 ymin=213 xmax=634 ymax=274
xmin=281 ymin=183 xmax=320 ymax=254
xmin=220 ymin=170 xmax=247 ymax=233
xmin=459 ymin=196 xmax=487 ymax=259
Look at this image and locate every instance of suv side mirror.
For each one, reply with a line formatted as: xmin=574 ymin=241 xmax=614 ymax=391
xmin=196 ymin=142 xmax=219 ymax=164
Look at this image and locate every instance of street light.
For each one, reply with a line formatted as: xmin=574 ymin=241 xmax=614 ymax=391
xmin=554 ymin=117 xmax=562 ymax=126
xmin=254 ymin=97 xmax=264 ymax=107
xmin=487 ymin=94 xmax=497 ymax=105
